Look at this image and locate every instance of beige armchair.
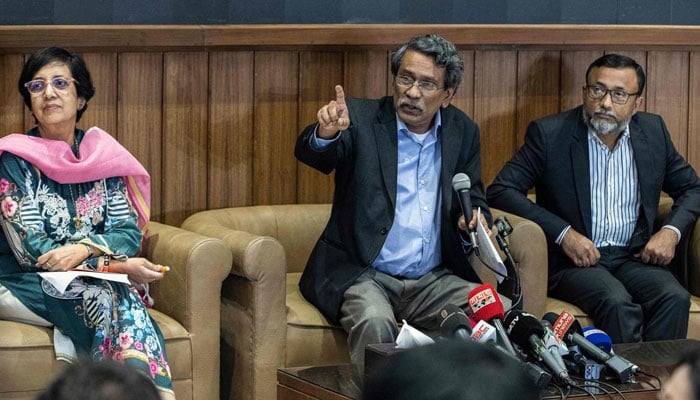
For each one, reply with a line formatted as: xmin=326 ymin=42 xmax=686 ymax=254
xmin=181 ymin=204 xmax=548 ymax=400
xmin=0 ymin=222 xmax=232 ymax=400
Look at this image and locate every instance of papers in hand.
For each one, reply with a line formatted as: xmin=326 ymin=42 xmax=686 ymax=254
xmin=395 ymin=319 xmax=435 ymax=348
xmin=475 ymin=208 xmax=508 ymax=283
xmin=38 ymin=271 xmax=131 ymax=294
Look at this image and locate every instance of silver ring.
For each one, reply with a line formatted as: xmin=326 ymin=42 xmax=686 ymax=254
xmin=46 ymin=263 xmax=53 ymax=271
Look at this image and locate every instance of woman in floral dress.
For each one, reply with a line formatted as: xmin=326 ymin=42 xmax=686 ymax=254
xmin=0 ymin=47 xmax=174 ymax=399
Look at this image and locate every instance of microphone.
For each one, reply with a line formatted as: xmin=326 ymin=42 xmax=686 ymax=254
xmin=493 ymin=216 xmax=522 ymax=310
xmin=470 ymin=319 xmax=498 ymax=344
xmin=504 ymin=310 xmax=574 ymax=385
xmin=438 ymin=304 xmax=472 ymax=341
xmin=543 ymin=311 xmax=639 ymax=382
xmin=540 ymin=319 xmax=569 ymax=356
xmin=471 ymin=319 xmax=553 ymax=389
xmin=582 ymin=327 xmax=613 ymax=353
xmin=468 ymin=283 xmax=518 ymax=356
xmin=452 ymin=173 xmax=478 ymax=253
xmin=541 ymin=314 xmax=589 ymax=375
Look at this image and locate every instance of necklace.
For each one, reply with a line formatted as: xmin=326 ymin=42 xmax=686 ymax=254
xmin=68 ymin=135 xmax=82 ymax=229
xmin=68 ymin=184 xmax=83 ymax=229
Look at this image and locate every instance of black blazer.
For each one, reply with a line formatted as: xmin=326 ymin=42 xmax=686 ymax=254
xmin=295 ymin=96 xmax=489 ymax=324
xmin=487 ymin=106 xmax=700 ymax=276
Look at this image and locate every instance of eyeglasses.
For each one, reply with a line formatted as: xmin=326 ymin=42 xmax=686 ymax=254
xmin=24 ymin=77 xmax=77 ymax=95
xmin=395 ymin=75 xmax=443 ymax=92
xmin=584 ymin=85 xmax=639 ymax=105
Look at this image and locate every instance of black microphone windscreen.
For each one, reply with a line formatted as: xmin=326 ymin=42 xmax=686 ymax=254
xmin=439 ymin=304 xmax=472 ymax=338
xmin=541 ymin=312 xmax=559 ymax=326
xmin=451 ymin=173 xmax=470 ymax=191
xmin=503 ymin=310 xmax=545 ymax=348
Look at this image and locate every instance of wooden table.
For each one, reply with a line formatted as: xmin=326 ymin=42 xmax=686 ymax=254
xmin=277 ymin=339 xmax=699 ymax=400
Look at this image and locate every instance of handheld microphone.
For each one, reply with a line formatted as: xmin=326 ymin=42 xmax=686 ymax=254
xmin=543 ymin=311 xmax=639 ymax=382
xmin=438 ymin=304 xmax=473 ymax=341
xmin=452 ymin=173 xmax=478 ymax=253
xmin=504 ymin=310 xmax=574 ymax=385
xmin=468 ymin=283 xmax=518 ymax=356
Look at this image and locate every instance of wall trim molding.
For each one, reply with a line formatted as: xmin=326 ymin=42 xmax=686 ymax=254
xmin=2 ymin=24 xmax=700 ymax=52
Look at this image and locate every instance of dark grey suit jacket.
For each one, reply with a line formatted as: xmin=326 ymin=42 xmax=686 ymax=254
xmin=487 ymin=106 xmax=700 ymax=277
xmin=295 ymin=96 xmax=489 ymax=324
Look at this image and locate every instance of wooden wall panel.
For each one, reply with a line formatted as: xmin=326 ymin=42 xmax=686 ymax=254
xmin=253 ymin=51 xmax=299 ymax=205
xmin=79 ymin=53 xmax=117 ymax=136
xmin=560 ymin=51 xmax=603 ymax=111
xmin=2 ymin=26 xmax=700 ymax=225
xmin=516 ymin=51 xmax=561 ymax=148
xmin=474 ymin=51 xmax=518 ymax=186
xmin=451 ymin=50 xmax=475 ymax=121
xmin=646 ymin=51 xmax=689 ymax=157
xmin=344 ymin=50 xmax=390 ymax=99
xmin=208 ymin=51 xmax=255 ymax=209
xmin=0 ymin=55 xmax=25 ymax=137
xmin=162 ymin=52 xmax=208 ymax=226
xmin=296 ymin=52 xmax=343 ymax=204
xmin=690 ymin=52 xmax=700 ymax=169
xmin=117 ymin=53 xmax=164 ymax=221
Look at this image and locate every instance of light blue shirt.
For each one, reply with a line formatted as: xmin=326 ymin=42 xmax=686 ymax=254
xmin=371 ymin=114 xmax=442 ymax=278
xmin=310 ymin=112 xmax=443 ymax=278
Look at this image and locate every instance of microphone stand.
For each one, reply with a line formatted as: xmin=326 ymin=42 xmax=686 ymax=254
xmin=494 ymin=217 xmax=523 ymax=310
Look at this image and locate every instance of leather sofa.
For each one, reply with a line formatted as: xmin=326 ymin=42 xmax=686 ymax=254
xmin=181 ymin=204 xmax=548 ymax=400
xmin=0 ymin=222 xmax=232 ymax=400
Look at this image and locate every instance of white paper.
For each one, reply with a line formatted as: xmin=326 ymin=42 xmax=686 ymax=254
xmin=475 ymin=208 xmax=508 ymax=283
xmin=395 ymin=319 xmax=435 ymax=349
xmin=38 ymin=271 xmax=131 ymax=293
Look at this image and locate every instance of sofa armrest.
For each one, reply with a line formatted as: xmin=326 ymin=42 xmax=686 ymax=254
xmin=144 ymin=222 xmax=232 ymax=400
xmin=655 ymin=197 xmax=700 ymax=296
xmin=491 ymin=208 xmax=548 ymax=317
xmin=181 ymin=214 xmax=288 ymax=400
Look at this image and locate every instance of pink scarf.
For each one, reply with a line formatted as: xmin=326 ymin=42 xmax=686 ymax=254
xmin=0 ymin=126 xmax=151 ymax=230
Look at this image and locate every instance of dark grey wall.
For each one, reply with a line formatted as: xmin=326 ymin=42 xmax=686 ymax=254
xmin=2 ymin=0 xmax=700 ymax=25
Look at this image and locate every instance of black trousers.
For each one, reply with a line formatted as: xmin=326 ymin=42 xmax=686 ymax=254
xmin=549 ymin=246 xmax=690 ymax=343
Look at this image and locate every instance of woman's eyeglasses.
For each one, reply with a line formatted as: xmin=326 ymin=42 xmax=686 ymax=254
xmin=24 ymin=77 xmax=78 ymax=95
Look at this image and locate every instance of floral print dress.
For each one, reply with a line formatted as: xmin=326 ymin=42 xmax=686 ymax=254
xmin=0 ymin=128 xmax=172 ymax=393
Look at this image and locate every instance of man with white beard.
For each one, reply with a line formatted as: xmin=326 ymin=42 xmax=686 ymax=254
xmin=486 ymin=54 xmax=700 ymax=343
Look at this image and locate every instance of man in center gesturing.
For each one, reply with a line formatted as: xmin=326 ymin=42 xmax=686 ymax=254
xmin=295 ymin=33 xmax=502 ymax=366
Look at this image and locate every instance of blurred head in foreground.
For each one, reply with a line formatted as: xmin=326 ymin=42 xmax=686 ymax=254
xmin=363 ymin=339 xmax=540 ymax=400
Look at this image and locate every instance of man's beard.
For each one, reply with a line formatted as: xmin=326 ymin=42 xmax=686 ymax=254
xmin=582 ymin=108 xmax=630 ymax=136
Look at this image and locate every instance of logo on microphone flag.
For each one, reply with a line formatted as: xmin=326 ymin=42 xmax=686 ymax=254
xmin=551 ymin=311 xmax=575 ymax=339
xmin=468 ymin=288 xmax=496 ymax=313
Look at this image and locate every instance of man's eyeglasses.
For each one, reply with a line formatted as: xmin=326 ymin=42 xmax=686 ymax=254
xmin=584 ymin=85 xmax=639 ymax=105
xmin=24 ymin=77 xmax=77 ymax=95
xmin=395 ymin=75 xmax=443 ymax=92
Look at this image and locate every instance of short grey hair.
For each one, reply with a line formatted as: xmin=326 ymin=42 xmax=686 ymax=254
xmin=390 ymin=33 xmax=464 ymax=91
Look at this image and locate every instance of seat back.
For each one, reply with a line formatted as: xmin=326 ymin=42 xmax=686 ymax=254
xmin=183 ymin=204 xmax=330 ymax=274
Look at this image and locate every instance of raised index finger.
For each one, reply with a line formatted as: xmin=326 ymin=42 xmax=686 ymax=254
xmin=335 ymin=85 xmax=346 ymax=105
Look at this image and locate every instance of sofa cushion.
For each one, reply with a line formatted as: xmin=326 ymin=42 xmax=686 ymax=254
xmin=0 ymin=309 xmax=191 ymax=395
xmin=286 ymin=272 xmax=349 ymax=367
